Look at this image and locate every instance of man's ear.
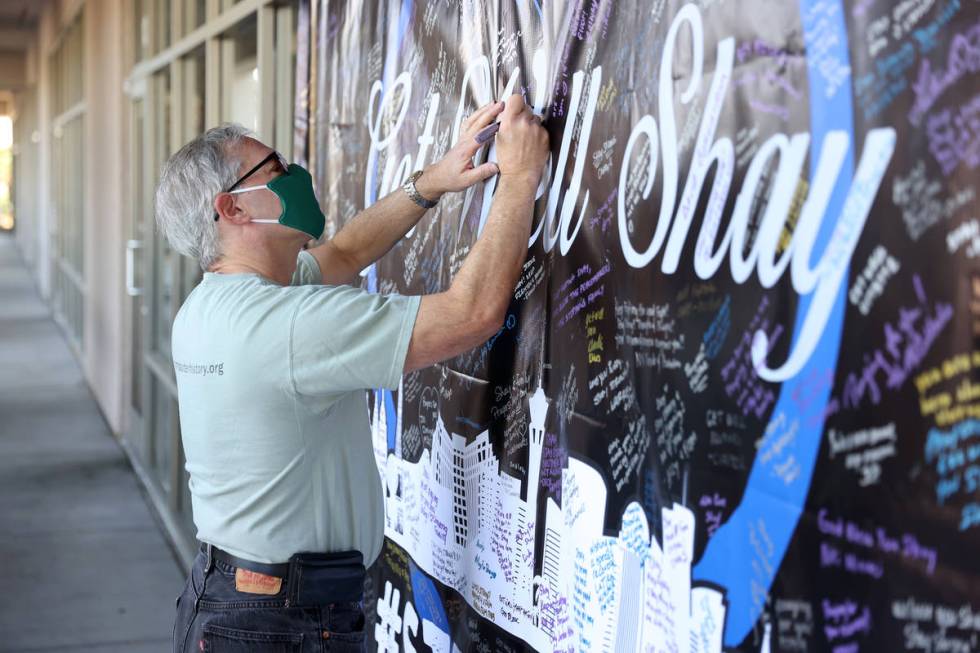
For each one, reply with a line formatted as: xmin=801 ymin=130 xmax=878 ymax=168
xmin=214 ymin=192 xmax=248 ymax=225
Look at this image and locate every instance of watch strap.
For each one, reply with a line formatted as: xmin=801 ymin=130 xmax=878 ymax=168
xmin=402 ymin=170 xmax=438 ymax=209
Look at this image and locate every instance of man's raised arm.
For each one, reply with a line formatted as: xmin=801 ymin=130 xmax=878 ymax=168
xmin=308 ymin=101 xmax=507 ymax=285
xmin=404 ymin=94 xmax=550 ymax=373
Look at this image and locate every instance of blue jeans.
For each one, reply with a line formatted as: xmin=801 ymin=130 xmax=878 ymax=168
xmin=173 ymin=545 xmax=367 ymax=652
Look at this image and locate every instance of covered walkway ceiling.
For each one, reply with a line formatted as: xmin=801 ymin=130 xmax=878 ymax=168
xmin=0 ymin=0 xmax=41 ymax=52
xmin=0 ymin=0 xmax=43 ymax=104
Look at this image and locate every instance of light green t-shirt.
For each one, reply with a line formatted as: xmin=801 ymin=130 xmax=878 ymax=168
xmin=171 ymin=250 xmax=420 ymax=564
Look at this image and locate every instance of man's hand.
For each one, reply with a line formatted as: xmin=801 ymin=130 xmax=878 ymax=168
xmin=414 ymin=100 xmax=508 ymax=199
xmin=310 ymin=101 xmax=523 ymax=284
xmin=403 ymin=95 xmax=550 ymax=374
xmin=494 ymin=94 xmax=550 ymax=185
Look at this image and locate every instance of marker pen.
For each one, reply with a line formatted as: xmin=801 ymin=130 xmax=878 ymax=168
xmin=474 ymin=121 xmax=500 ymax=144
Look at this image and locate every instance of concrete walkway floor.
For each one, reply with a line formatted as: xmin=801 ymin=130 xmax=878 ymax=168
xmin=0 ymin=233 xmax=184 ymax=652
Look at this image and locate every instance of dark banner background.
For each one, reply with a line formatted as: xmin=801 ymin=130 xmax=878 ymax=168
xmin=295 ymin=0 xmax=980 ymax=650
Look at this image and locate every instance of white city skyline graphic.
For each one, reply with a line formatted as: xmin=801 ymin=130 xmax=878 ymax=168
xmin=371 ymin=383 xmax=747 ymax=653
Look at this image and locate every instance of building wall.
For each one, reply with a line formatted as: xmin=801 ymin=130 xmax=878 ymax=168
xmin=81 ymin=0 xmax=126 ymax=433
xmin=12 ymin=87 xmax=37 ymax=267
xmin=9 ymin=0 xmax=305 ymax=567
xmin=34 ymin=1 xmax=56 ymax=299
xmin=10 ymin=0 xmax=128 ymax=433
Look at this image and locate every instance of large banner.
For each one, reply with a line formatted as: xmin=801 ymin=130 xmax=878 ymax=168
xmin=297 ymin=0 xmax=980 ymax=650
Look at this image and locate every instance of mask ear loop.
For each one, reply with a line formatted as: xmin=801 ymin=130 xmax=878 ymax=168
xmin=228 ymin=184 xmax=269 ymax=194
xmin=213 ymin=150 xmax=282 ymax=221
xmin=227 ymin=185 xmax=283 ymax=224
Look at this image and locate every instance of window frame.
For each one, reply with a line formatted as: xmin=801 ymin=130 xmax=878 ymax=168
xmin=122 ymin=0 xmax=301 ymax=568
xmin=49 ymin=9 xmax=87 ymax=353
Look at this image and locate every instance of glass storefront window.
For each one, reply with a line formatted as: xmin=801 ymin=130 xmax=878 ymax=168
xmin=50 ymin=13 xmax=86 ymax=348
xmin=177 ymin=436 xmax=195 ymax=533
xmin=183 ymin=0 xmax=207 ymax=35
xmin=154 ymin=239 xmax=176 ymax=356
xmin=153 ymin=68 xmax=176 ymax=356
xmin=181 ymin=46 xmax=206 ymax=295
xmin=220 ymin=15 xmax=259 ymax=132
xmin=152 ymin=376 xmax=174 ymax=493
xmin=123 ymin=0 xmax=302 ymax=564
xmin=157 ymin=0 xmax=172 ymax=53
xmin=134 ymin=0 xmax=152 ymax=62
xmin=182 ymin=46 xmax=206 ymax=139
xmin=130 ymin=99 xmax=146 ymax=417
xmin=273 ymin=5 xmax=298 ymax=160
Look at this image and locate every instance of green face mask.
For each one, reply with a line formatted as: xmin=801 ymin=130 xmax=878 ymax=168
xmin=227 ymin=157 xmax=326 ymax=240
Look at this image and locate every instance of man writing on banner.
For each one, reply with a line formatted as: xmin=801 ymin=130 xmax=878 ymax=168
xmin=154 ymin=94 xmax=548 ymax=651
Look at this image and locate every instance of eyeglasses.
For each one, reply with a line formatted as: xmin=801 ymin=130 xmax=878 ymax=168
xmin=213 ymin=150 xmax=290 ymax=221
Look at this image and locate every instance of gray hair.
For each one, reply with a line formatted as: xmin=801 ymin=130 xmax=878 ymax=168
xmin=154 ymin=123 xmax=252 ymax=271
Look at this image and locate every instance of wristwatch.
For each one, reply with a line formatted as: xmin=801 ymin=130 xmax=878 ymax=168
xmin=402 ymin=170 xmax=439 ymax=209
